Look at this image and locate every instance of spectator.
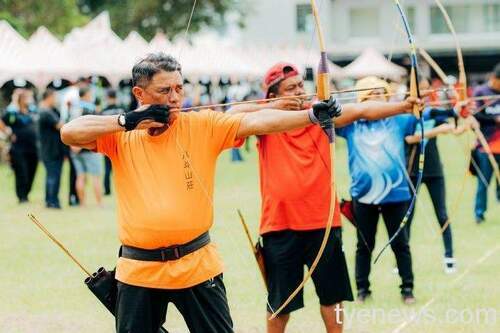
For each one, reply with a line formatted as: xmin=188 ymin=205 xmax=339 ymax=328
xmin=70 ymin=87 xmax=103 ymax=206
xmin=38 ymin=89 xmax=66 ymax=209
xmin=100 ymin=89 xmax=125 ymax=195
xmin=61 ymin=78 xmax=87 ymax=206
xmin=5 ymin=88 xmax=23 ymax=113
xmin=0 ymin=90 xmax=38 ymax=203
xmin=472 ymin=63 xmax=500 ymax=223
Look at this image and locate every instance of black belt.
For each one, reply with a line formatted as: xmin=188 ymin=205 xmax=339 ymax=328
xmin=120 ymin=232 xmax=210 ymax=262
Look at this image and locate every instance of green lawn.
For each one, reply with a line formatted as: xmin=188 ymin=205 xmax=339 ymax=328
xmin=0 ymin=135 xmax=499 ymax=333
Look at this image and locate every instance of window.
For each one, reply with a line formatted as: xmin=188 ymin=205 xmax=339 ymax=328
xmin=297 ymin=4 xmax=313 ymax=33
xmin=431 ymin=5 xmax=470 ymax=34
xmin=484 ymin=4 xmax=500 ymax=32
xmin=406 ymin=6 xmax=416 ymax=33
xmin=431 ymin=4 xmax=500 ymax=34
xmin=350 ymin=7 xmax=379 ymax=37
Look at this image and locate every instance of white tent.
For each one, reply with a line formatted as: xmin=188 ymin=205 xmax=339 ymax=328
xmin=21 ymin=26 xmax=79 ymax=87
xmin=63 ymin=12 xmax=128 ymax=85
xmin=0 ymin=20 xmax=29 ymax=86
xmin=341 ymin=48 xmax=406 ymax=81
xmin=123 ymin=31 xmax=150 ymax=72
xmin=185 ymin=32 xmax=259 ymax=77
xmin=148 ymin=32 xmax=173 ymax=53
xmin=1 ymin=12 xmax=348 ymax=88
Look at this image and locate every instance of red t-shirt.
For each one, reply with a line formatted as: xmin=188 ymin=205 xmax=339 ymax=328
xmin=257 ymin=124 xmax=342 ymax=235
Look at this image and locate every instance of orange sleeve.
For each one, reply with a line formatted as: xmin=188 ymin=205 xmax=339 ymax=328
xmin=96 ymin=132 xmax=119 ymax=159
xmin=202 ymin=110 xmax=245 ymax=153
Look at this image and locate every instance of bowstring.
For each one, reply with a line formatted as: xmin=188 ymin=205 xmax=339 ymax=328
xmin=175 ymin=0 xmax=276 ymax=315
xmin=177 ymin=0 xmax=197 ymax=61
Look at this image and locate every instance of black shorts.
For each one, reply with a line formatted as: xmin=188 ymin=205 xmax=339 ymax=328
xmin=116 ymin=274 xmax=233 ymax=333
xmin=262 ymin=228 xmax=354 ymax=315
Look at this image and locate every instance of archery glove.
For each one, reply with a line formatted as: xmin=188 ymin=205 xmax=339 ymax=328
xmin=124 ymin=104 xmax=170 ymax=131
xmin=309 ymin=97 xmax=342 ymax=129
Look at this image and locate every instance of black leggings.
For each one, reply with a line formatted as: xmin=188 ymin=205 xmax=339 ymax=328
xmin=408 ymin=176 xmax=453 ymax=258
xmin=10 ymin=149 xmax=38 ymax=202
xmin=353 ymin=200 xmax=414 ymax=293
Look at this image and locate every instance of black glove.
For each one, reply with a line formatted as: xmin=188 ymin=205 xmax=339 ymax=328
xmin=309 ymin=97 xmax=342 ymax=129
xmin=124 ymin=104 xmax=170 ymax=131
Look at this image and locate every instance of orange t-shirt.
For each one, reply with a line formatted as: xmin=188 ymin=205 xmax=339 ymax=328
xmin=257 ymin=124 xmax=342 ymax=235
xmin=96 ymin=110 xmax=243 ymax=289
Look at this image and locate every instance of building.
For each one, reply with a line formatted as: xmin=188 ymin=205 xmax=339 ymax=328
xmin=238 ymin=0 xmax=500 ymax=82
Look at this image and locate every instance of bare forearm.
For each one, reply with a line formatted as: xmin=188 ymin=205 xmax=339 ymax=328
xmin=336 ymin=101 xmax=411 ymax=127
xmin=237 ymin=109 xmax=311 ymax=138
xmin=406 ymin=123 xmax=453 ymax=144
xmin=61 ymin=115 xmax=123 ymax=147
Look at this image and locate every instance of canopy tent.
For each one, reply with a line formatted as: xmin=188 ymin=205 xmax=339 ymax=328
xmin=63 ymin=12 xmax=128 ymax=85
xmin=0 ymin=20 xmax=29 ymax=86
xmin=148 ymin=31 xmax=173 ymax=53
xmin=2 ymin=13 xmax=355 ymax=89
xmin=341 ymin=48 xmax=407 ymax=81
xmin=123 ymin=31 xmax=150 ymax=73
xmin=184 ymin=32 xmax=260 ymax=78
xmin=21 ymin=27 xmax=79 ymax=87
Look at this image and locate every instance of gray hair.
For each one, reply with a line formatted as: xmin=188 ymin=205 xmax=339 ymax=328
xmin=132 ymin=52 xmax=182 ymax=87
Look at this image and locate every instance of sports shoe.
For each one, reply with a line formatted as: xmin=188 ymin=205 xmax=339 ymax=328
xmin=401 ymin=288 xmax=416 ymax=305
xmin=475 ymin=215 xmax=485 ymax=224
xmin=443 ymin=257 xmax=457 ymax=274
xmin=357 ymin=290 xmax=372 ymax=303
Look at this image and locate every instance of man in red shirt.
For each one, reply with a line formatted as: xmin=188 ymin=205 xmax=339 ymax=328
xmin=228 ymin=62 xmax=422 ymax=333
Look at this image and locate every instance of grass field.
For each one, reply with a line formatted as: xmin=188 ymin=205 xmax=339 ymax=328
xmin=0 ymin=135 xmax=499 ymax=333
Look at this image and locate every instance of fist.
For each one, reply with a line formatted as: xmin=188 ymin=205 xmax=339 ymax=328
xmin=404 ymin=96 xmax=425 ymax=113
xmin=126 ymin=105 xmax=170 ymax=131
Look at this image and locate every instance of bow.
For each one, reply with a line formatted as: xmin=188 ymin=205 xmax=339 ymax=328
xmin=433 ymin=0 xmax=500 ymax=229
xmin=373 ymin=0 xmax=425 ymax=263
xmin=268 ymin=0 xmax=336 ymax=319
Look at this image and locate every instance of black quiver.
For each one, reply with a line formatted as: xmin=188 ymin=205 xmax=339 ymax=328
xmin=85 ymin=267 xmax=117 ymax=314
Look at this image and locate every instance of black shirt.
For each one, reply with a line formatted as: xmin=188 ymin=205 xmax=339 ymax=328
xmin=2 ymin=111 xmax=38 ymax=153
xmin=38 ymin=107 xmax=66 ymax=160
xmin=409 ymin=108 xmax=453 ymax=178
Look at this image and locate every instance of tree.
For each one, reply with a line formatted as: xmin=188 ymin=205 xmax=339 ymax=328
xmin=0 ymin=0 xmax=88 ymax=38
xmin=78 ymin=0 xmax=245 ymax=40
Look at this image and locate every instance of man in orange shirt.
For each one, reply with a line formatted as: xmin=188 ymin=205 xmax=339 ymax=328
xmin=61 ymin=53 xmax=344 ymax=333
xmin=228 ymin=63 xmax=422 ymax=333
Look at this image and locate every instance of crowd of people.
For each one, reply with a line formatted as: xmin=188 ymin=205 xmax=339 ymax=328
xmin=0 ymin=75 xmax=262 ymax=207
xmin=0 ymin=82 xmax=126 ymax=208
xmin=0 ymin=52 xmax=499 ymax=333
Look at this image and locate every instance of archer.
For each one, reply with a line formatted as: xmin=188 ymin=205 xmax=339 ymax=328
xmin=61 ymin=52 xmax=343 ymax=333
xmin=227 ymin=64 xmax=423 ymax=333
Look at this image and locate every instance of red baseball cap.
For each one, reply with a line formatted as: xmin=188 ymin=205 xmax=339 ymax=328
xmin=263 ymin=62 xmax=300 ymax=97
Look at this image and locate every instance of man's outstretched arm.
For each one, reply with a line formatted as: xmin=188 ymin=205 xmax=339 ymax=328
xmin=235 ymin=97 xmax=422 ymax=138
xmin=61 ymin=105 xmax=169 ymax=149
xmin=236 ymin=98 xmax=341 ymax=138
xmin=335 ymin=97 xmax=420 ymax=128
xmin=61 ymin=115 xmax=124 ymax=150
xmin=236 ymin=109 xmax=312 ymax=138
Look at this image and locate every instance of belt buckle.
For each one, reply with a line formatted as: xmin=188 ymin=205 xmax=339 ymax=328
xmin=173 ymin=247 xmax=180 ymax=259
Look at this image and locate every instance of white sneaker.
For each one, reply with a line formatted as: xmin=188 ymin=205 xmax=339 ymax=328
xmin=444 ymin=257 xmax=457 ymax=274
